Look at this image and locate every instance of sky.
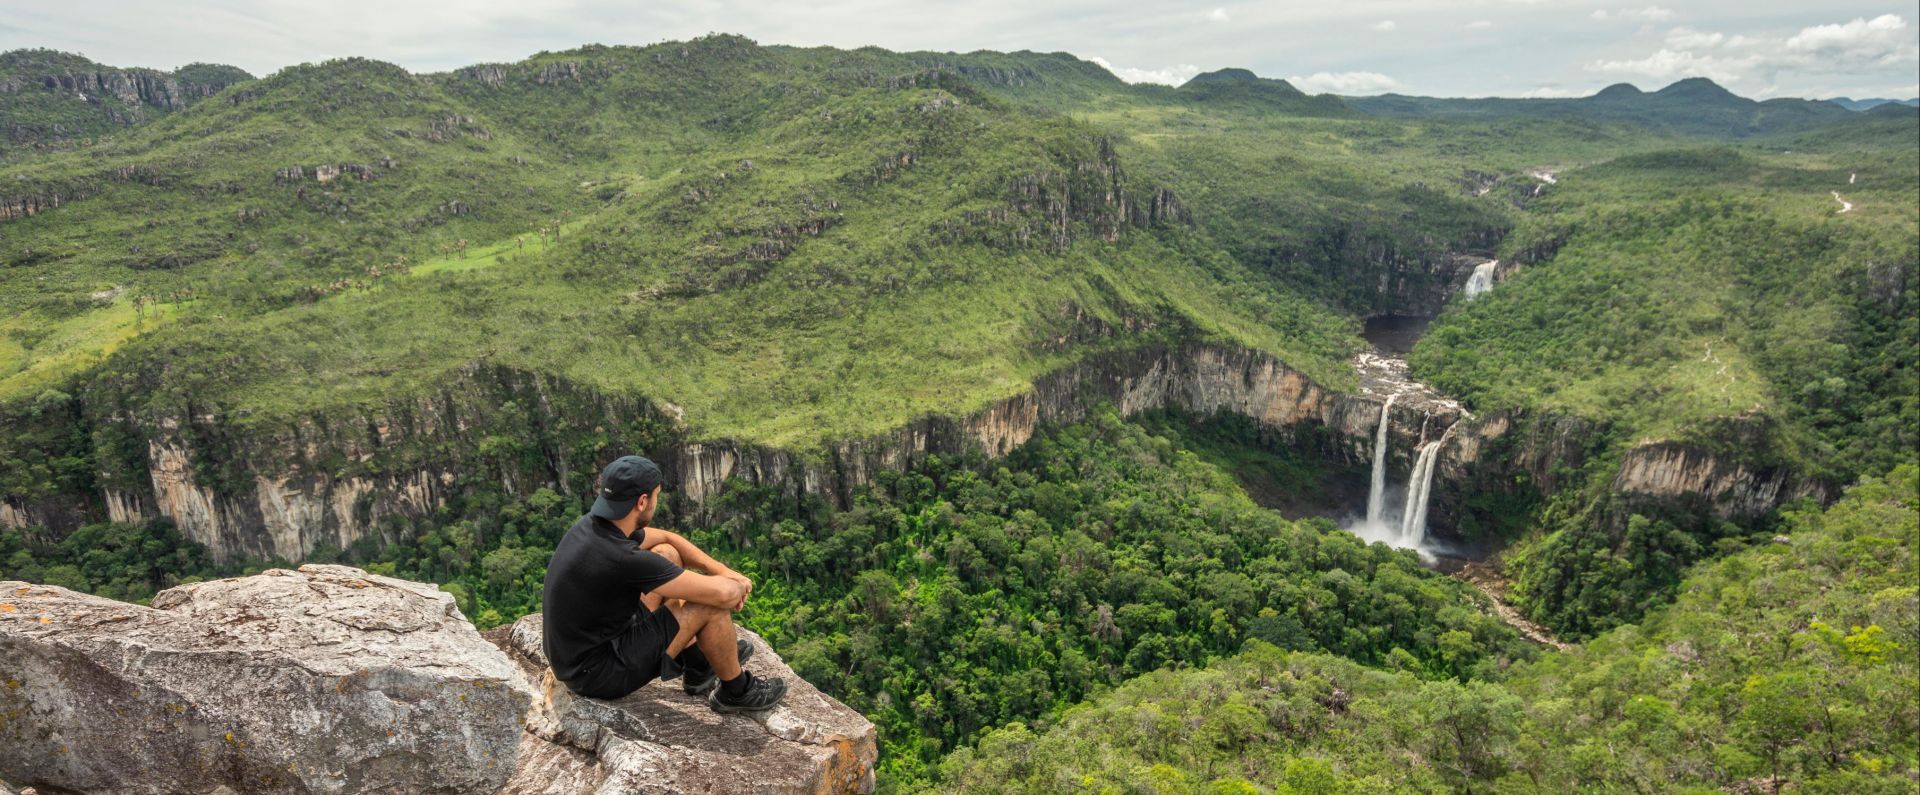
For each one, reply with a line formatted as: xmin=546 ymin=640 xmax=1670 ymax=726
xmin=2 ymin=1 xmax=1916 ymax=100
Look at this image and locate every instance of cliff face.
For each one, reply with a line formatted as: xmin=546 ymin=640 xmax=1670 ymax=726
xmin=668 ymin=345 xmax=1412 ymax=507
xmin=0 ymin=565 xmax=876 ymax=795
xmin=1611 ymin=440 xmax=1826 ymax=515
xmin=1 ymin=341 xmax=1819 ymax=560
xmin=0 ymin=362 xmax=673 ymax=561
xmin=0 ymin=51 xmax=252 ymax=146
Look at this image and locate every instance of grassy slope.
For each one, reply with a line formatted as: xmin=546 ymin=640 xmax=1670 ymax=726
xmin=1 ymin=39 xmax=1421 ymax=452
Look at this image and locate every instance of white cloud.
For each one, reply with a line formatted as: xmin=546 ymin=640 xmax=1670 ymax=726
xmin=1518 ymin=85 xmax=1588 ymax=98
xmin=1288 ymin=71 xmax=1403 ymax=94
xmin=1785 ymin=14 xmax=1917 ymax=66
xmin=1089 ymin=57 xmax=1203 ymax=86
xmin=1466 ymin=20 xmax=1493 ymax=30
xmin=1586 ymin=48 xmax=1753 ymax=82
xmin=1371 ymin=20 xmax=1397 ymax=32
xmin=1207 ymin=7 xmax=1229 ymax=23
xmin=1592 ymin=6 xmax=1675 ymax=23
xmin=1583 ymin=13 xmax=1918 ymax=91
xmin=1664 ymin=27 xmax=1723 ymax=49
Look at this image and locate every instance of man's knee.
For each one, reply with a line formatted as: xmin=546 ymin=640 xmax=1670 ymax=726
xmin=649 ymin=543 xmax=683 ymax=567
xmin=673 ymin=600 xmax=730 ymax=631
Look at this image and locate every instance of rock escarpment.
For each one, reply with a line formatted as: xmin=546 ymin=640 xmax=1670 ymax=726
xmin=3 ymin=337 xmax=1820 ymax=558
xmin=670 ymin=344 xmax=1410 ymax=507
xmin=1 ymin=50 xmax=252 ymax=145
xmin=0 ymin=565 xmax=876 ymax=794
xmin=2 ymin=362 xmax=673 ymax=562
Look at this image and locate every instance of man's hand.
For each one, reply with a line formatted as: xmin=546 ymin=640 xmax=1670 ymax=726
xmin=719 ymin=570 xmax=752 ymax=611
xmin=644 ymin=526 xmax=753 ymax=610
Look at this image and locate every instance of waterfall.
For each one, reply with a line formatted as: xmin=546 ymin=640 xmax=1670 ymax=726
xmin=1397 ymin=424 xmax=1456 ymax=547
xmin=1463 ymin=260 xmax=1498 ymax=299
xmin=1366 ymin=394 xmax=1398 ymax=524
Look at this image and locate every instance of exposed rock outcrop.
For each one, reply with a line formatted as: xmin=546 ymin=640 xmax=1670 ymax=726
xmin=42 ymin=362 xmax=672 ymax=562
xmin=0 ymin=566 xmax=877 ymax=794
xmin=487 ymin=615 xmax=878 ymax=794
xmin=0 ymin=191 xmax=81 ymax=221
xmin=1612 ymin=440 xmax=1826 ymax=516
xmin=0 ymin=565 xmax=533 ymax=794
xmin=1 ymin=51 xmax=251 ymax=145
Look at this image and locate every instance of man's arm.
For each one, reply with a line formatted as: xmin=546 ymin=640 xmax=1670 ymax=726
xmin=651 ymin=569 xmax=746 ymax=610
xmin=641 ymin=527 xmax=753 ymax=608
xmin=641 ymin=527 xmax=733 ymax=576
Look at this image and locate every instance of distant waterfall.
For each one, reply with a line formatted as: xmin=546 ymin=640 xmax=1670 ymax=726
xmin=1366 ymin=394 xmax=1398 ymax=524
xmin=1463 ymin=260 xmax=1498 ymax=299
xmin=1397 ymin=425 xmax=1456 ymax=547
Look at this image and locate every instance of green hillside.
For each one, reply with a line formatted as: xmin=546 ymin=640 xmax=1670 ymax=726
xmin=0 ymin=38 xmax=1369 ymax=450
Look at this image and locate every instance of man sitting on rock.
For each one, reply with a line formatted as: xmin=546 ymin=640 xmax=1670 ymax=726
xmin=542 ymin=455 xmax=787 ymax=712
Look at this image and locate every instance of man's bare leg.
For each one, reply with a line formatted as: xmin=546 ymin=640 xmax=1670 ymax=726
xmin=664 ymin=601 xmax=742 ymax=680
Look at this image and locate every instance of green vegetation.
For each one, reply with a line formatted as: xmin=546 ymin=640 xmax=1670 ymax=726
xmin=0 ymin=38 xmax=1368 ymax=452
xmin=937 ymin=466 xmax=1920 ymax=793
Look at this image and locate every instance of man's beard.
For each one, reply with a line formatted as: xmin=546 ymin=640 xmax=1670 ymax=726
xmin=636 ymin=502 xmax=657 ymax=527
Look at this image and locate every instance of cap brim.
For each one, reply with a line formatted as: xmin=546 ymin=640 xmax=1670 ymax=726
xmin=590 ymin=493 xmax=640 ymax=520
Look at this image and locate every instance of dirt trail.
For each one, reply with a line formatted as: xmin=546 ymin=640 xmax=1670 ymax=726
xmin=1456 ymin=561 xmax=1569 ymax=651
xmin=1832 ymin=191 xmax=1853 ymax=213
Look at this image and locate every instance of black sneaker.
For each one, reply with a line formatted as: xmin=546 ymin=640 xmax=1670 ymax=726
xmin=682 ymin=640 xmax=754 ymax=696
xmin=709 ymin=671 xmax=787 ymax=713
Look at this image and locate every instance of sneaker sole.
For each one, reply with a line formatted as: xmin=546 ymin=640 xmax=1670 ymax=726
xmin=708 ymin=686 xmax=787 ymax=714
xmin=706 ymin=675 xmax=787 ymax=714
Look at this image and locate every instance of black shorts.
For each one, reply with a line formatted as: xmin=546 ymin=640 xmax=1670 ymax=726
xmin=562 ymin=604 xmax=682 ymax=699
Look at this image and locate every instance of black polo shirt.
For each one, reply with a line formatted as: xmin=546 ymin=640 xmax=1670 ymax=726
xmin=541 ymin=513 xmax=685 ymax=681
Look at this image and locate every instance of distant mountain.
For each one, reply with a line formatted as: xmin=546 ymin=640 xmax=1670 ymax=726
xmin=0 ymin=49 xmax=252 ymax=155
xmin=1165 ymin=67 xmax=1353 ymax=116
xmin=1828 ymin=96 xmax=1920 ymax=111
xmin=1344 ymin=77 xmax=1861 ymax=137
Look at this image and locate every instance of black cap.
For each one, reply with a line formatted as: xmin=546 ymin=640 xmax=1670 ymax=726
xmin=590 ymin=455 xmax=665 ymax=520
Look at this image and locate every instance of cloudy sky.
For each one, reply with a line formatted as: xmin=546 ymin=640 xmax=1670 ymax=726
xmin=2 ymin=1 xmax=1915 ymax=99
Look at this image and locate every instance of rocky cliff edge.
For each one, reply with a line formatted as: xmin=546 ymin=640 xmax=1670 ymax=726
xmin=0 ymin=565 xmax=876 ymax=794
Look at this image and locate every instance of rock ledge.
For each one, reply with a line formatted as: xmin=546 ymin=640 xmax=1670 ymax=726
xmin=0 ymin=565 xmax=877 ymax=794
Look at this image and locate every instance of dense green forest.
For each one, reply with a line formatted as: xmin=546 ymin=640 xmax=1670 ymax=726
xmin=938 ymin=465 xmax=1919 ymax=793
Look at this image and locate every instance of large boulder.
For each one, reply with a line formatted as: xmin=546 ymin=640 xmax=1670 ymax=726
xmin=487 ymin=614 xmax=878 ymax=795
xmin=0 ymin=565 xmax=534 ymax=794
